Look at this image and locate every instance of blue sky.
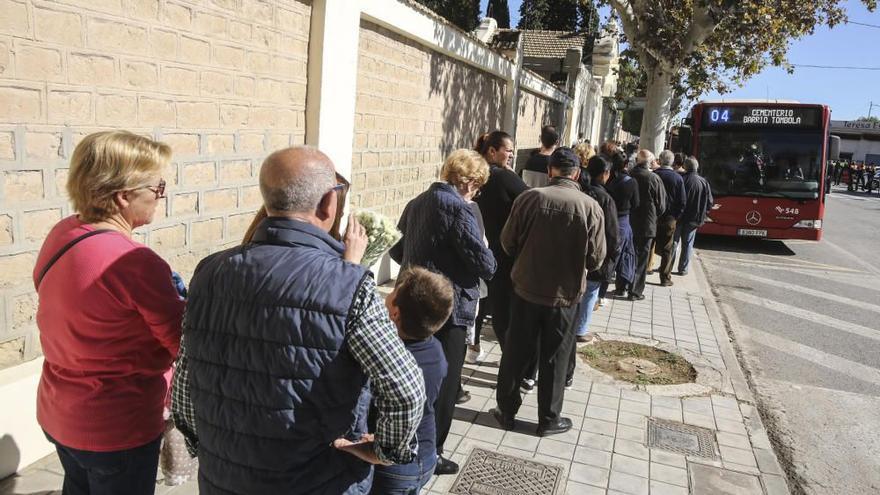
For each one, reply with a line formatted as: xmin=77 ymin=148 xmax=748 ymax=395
xmin=479 ymin=0 xmax=879 ymax=120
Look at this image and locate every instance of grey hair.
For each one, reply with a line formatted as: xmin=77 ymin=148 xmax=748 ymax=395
xmin=635 ymin=149 xmax=655 ymax=168
xmin=684 ymin=156 xmax=700 ymax=173
xmin=259 ymin=146 xmax=335 ymax=213
xmin=658 ymin=150 xmax=675 ymax=168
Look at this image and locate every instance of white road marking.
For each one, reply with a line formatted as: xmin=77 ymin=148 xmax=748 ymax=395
xmin=743 ymin=324 xmax=880 ymax=388
xmin=718 ymin=269 xmax=880 ymax=315
xmin=706 ymin=255 xmax=859 ymax=273
xmin=822 ymin=238 xmax=880 ymax=276
xmin=728 ymin=290 xmax=880 ymax=343
xmin=709 ymin=260 xmax=880 ymax=293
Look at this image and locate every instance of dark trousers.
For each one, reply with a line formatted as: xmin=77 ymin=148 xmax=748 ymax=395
xmin=45 ymin=431 xmax=161 ymax=495
xmin=486 ymin=256 xmax=514 ymax=349
xmin=473 ymin=296 xmax=491 ymax=347
xmin=496 ymin=293 xmax=577 ymax=425
xmin=434 ymin=322 xmax=466 ymax=456
xmin=655 ymin=216 xmax=677 ymax=282
xmin=632 ymin=236 xmax=654 ymax=297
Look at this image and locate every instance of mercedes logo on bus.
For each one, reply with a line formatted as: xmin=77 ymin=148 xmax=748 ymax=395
xmin=746 ymin=211 xmax=762 ymax=225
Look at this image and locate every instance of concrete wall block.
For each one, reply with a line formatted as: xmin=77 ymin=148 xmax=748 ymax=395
xmin=162 ymin=133 xmax=200 ymax=156
xmin=239 ymin=184 xmax=261 ymax=208
xmin=229 ymin=21 xmax=252 ymax=42
xmin=205 ymin=134 xmax=234 ymax=154
xmin=33 ymin=7 xmax=83 ymax=47
xmin=172 ymin=192 xmax=198 ymax=215
xmin=0 ymin=251 xmax=36 ymax=288
xmin=226 ymin=211 xmax=254 ymax=241
xmin=150 ymin=223 xmax=186 ymax=249
xmin=3 ymin=171 xmax=44 ymax=202
xmin=138 ymin=97 xmax=175 ymax=127
xmin=234 ymin=76 xmax=255 ymax=97
xmin=237 ymin=133 xmax=264 ymax=153
xmin=179 ymin=36 xmax=210 ymax=66
xmin=69 ymin=53 xmax=117 ymax=86
xmin=162 ymin=2 xmax=192 ymax=30
xmin=87 ymin=18 xmax=149 ymax=56
xmin=0 ymin=0 xmax=31 ymax=37
xmin=177 ymin=101 xmax=219 ymax=128
xmin=22 ymin=208 xmax=62 ymax=244
xmin=15 ymin=44 xmax=64 ymax=82
xmin=47 ymin=90 xmax=93 ymax=125
xmin=181 ymin=161 xmax=216 ymax=186
xmin=220 ymin=104 xmax=248 ymax=128
xmin=190 ymin=217 xmax=223 ymax=245
xmin=200 ymin=71 xmax=234 ymax=97
xmin=219 ymin=159 xmax=252 ymax=182
xmin=122 ymin=60 xmax=160 ymax=89
xmin=213 ymin=44 xmax=245 ymax=69
xmin=0 ymin=213 xmax=12 ymax=245
xmin=192 ymin=10 xmax=228 ymax=37
xmin=0 ymin=38 xmax=10 ymax=78
xmin=124 ymin=0 xmax=160 ymax=21
xmin=203 ymin=188 xmax=238 ymax=212
xmin=242 ymin=0 xmax=274 ymax=23
xmin=0 ymin=131 xmax=15 ymax=161
xmin=96 ymin=93 xmax=136 ymax=126
xmin=253 ymin=25 xmax=277 ymax=50
xmin=150 ymin=29 xmax=177 ymax=60
xmin=25 ymin=133 xmax=62 ymax=160
xmin=162 ymin=66 xmax=199 ymax=96
xmin=53 ymin=169 xmax=68 ymax=198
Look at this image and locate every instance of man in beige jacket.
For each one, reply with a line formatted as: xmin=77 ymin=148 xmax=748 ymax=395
xmin=492 ymin=147 xmax=606 ymax=437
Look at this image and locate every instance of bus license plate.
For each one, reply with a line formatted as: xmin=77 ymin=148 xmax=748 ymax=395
xmin=738 ymin=229 xmax=767 ymax=237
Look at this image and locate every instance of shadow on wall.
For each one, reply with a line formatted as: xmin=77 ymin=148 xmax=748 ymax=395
xmin=429 ymin=22 xmax=505 ymax=156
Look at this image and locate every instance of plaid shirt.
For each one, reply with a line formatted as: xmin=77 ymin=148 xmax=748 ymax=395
xmin=171 ymin=276 xmax=426 ymax=464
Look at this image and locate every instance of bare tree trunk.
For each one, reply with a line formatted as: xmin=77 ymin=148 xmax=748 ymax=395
xmin=639 ymin=66 xmax=674 ymax=155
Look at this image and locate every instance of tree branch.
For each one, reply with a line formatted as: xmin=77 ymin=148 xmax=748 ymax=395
xmin=680 ymin=3 xmax=720 ymax=61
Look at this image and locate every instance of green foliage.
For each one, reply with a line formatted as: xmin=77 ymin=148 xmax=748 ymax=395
xmin=487 ymin=0 xmax=511 ymax=28
xmin=604 ymin=0 xmax=877 ymax=101
xmin=621 ymin=107 xmax=643 ymax=136
xmin=518 ymin=0 xmax=600 ymax=33
xmin=856 ymin=116 xmax=880 ymax=123
xmin=415 ymin=0 xmax=481 ymax=31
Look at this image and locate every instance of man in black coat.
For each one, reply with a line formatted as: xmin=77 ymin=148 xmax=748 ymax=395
xmin=653 ymin=150 xmax=686 ymax=286
xmin=673 ymin=157 xmax=713 ymax=275
xmin=628 ymin=150 xmax=667 ymax=300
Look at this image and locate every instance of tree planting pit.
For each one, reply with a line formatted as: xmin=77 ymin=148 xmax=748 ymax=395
xmin=581 ymin=341 xmax=696 ymax=385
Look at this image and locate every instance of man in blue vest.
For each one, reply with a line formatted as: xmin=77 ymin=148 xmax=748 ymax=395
xmin=179 ymin=146 xmax=426 ymax=494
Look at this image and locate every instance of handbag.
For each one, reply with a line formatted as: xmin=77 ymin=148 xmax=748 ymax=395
xmin=35 ymin=229 xmax=113 ymax=289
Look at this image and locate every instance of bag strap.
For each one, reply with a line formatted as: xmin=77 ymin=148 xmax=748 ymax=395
xmin=36 ymin=229 xmax=113 ymax=289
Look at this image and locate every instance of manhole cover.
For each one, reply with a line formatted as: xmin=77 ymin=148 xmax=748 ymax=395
xmin=450 ymin=448 xmax=564 ymax=495
xmin=618 ymin=357 xmax=661 ymax=376
xmin=647 ymin=418 xmax=717 ymax=459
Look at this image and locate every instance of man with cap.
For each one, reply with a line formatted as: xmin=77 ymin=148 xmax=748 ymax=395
xmin=492 ymin=147 xmax=606 ymax=437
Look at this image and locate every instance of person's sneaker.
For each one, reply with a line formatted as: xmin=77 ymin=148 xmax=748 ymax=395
xmin=564 ymin=377 xmax=574 ymax=390
xmin=598 ymin=297 xmax=607 ymax=307
xmin=434 ymin=456 xmax=459 ymax=475
xmin=576 ymin=334 xmax=595 ymax=343
xmin=676 ymin=270 xmax=688 ymax=276
xmin=628 ymin=293 xmax=646 ymax=301
xmin=520 ymin=378 xmax=535 ymax=394
xmin=613 ymin=289 xmax=627 ymax=297
xmin=660 ymin=279 xmax=674 ymax=287
xmin=537 ymin=417 xmax=573 ymax=437
xmin=490 ymin=407 xmax=515 ymax=431
xmin=456 ymin=388 xmax=471 ymax=405
xmin=465 ymin=347 xmax=486 ymax=364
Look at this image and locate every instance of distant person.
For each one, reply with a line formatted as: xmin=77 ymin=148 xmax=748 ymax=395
xmin=607 ymin=151 xmax=639 ymax=300
xmin=474 ymin=131 xmax=529 ymax=350
xmin=653 ymin=150 xmax=686 ymax=287
xmin=35 ymin=131 xmax=185 ymax=495
xmin=628 ymin=149 xmax=667 ymax=301
xmin=783 ymin=159 xmax=804 ymax=181
xmin=180 ymin=146 xmax=426 ymax=494
xmin=673 ymin=152 xmax=686 ymax=174
xmin=521 ymin=125 xmax=559 ymax=187
xmin=371 ymin=267 xmax=453 ymax=494
xmin=673 ymin=157 xmax=713 ymax=276
xmin=391 ymin=149 xmax=497 ymax=476
xmin=493 ymin=148 xmax=605 ymax=437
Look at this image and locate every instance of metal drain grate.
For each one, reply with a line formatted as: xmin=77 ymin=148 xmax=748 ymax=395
xmin=647 ymin=418 xmax=718 ymax=459
xmin=450 ymin=448 xmax=564 ymax=495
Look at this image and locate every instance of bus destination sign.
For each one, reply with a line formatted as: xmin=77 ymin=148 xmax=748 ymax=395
xmin=701 ymin=106 xmax=822 ymax=128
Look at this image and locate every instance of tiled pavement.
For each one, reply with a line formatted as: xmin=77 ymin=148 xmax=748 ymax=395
xmin=0 ymin=259 xmax=790 ymax=495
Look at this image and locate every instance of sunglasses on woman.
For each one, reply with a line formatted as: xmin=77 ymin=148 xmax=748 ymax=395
xmin=131 ymin=179 xmax=166 ymax=199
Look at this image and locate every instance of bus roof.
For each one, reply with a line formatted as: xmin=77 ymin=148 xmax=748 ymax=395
xmin=698 ymin=99 xmax=802 ymax=104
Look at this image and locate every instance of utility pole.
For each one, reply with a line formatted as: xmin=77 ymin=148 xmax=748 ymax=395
xmin=869 ymin=101 xmax=879 ymax=118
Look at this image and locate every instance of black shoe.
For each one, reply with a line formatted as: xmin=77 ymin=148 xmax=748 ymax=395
xmin=675 ymin=270 xmax=688 ymax=276
xmin=564 ymin=377 xmax=574 ymax=390
xmin=537 ymin=417 xmax=573 ymax=437
xmin=434 ymin=456 xmax=459 ymax=475
xmin=490 ymin=407 xmax=515 ymax=431
xmin=660 ymin=279 xmax=673 ymax=287
xmin=647 ymin=269 xmax=655 ymax=275
xmin=628 ymin=293 xmax=646 ymax=301
xmin=613 ymin=289 xmax=627 ymax=297
xmin=456 ymin=389 xmax=471 ymax=405
xmin=520 ymin=379 xmax=535 ymax=394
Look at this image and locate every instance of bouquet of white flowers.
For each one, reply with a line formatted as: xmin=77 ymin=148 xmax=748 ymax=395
xmin=355 ymin=210 xmax=402 ymax=268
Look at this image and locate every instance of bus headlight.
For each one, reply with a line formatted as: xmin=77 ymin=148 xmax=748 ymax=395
xmin=792 ymin=219 xmax=821 ymax=229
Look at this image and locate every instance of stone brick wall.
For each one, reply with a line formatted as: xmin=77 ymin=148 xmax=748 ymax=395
xmin=515 ymin=87 xmax=562 ymax=154
xmin=0 ymin=0 xmax=311 ymax=368
xmin=350 ymin=21 xmax=506 ymax=219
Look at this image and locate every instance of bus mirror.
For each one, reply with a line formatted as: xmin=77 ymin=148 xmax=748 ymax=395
xmin=828 ymin=135 xmax=840 ymax=160
xmin=678 ymin=126 xmax=693 ymax=155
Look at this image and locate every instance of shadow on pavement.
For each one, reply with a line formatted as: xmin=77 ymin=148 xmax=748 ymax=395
xmin=695 ymin=234 xmax=796 ymax=256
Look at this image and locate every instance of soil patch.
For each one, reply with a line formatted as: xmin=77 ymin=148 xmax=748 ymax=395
xmin=581 ymin=341 xmax=696 ymax=385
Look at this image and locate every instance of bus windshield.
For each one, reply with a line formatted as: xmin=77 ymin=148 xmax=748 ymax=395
xmin=698 ymin=129 xmax=823 ymax=199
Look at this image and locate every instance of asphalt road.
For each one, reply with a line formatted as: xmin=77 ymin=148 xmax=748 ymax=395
xmin=696 ymin=186 xmax=880 ymax=495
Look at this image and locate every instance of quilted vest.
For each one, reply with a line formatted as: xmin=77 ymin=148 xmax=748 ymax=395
xmin=186 ymin=217 xmax=372 ymax=494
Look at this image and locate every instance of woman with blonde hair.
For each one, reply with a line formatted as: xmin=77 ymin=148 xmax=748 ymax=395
xmin=34 ymin=131 xmax=185 ymax=495
xmin=390 ymin=149 xmax=496 ymax=476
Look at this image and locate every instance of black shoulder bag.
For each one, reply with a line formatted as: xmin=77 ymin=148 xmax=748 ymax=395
xmin=35 ymin=229 xmax=113 ymax=289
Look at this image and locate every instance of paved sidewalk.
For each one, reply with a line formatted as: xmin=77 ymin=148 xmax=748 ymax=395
xmin=0 ymin=258 xmax=789 ymax=495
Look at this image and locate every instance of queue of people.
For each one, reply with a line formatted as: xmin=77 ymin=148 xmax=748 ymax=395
xmin=831 ymin=160 xmax=878 ymax=194
xmin=33 ymin=128 xmax=714 ymax=495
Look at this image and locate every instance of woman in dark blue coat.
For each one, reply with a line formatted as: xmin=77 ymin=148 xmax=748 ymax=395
xmin=390 ymin=149 xmax=496 ymax=476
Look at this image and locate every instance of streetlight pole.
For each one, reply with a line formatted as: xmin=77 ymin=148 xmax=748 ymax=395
xmin=869 ymin=101 xmax=879 ymax=118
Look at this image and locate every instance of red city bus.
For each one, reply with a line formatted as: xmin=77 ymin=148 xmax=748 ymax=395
xmin=676 ymin=101 xmax=834 ymax=241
